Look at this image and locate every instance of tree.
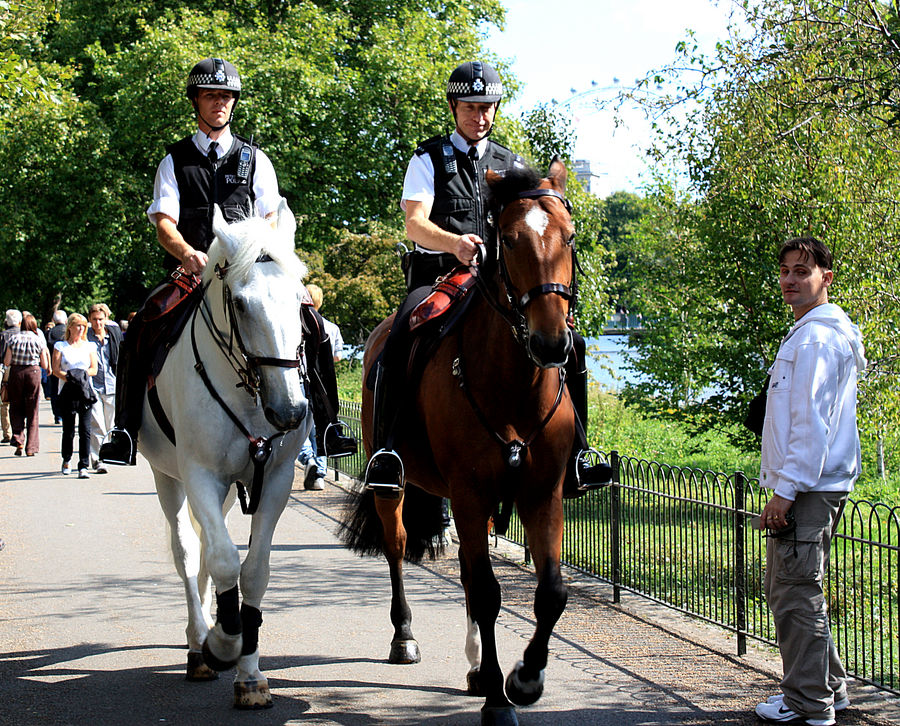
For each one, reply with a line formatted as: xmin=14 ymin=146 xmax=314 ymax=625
xmin=623 ymin=0 xmax=900 ymax=468
xmin=0 ymin=0 xmax=507 ymax=325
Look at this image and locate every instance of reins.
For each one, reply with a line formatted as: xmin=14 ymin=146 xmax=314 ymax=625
xmin=189 ymin=254 xmax=303 ymax=515
xmin=455 ymin=185 xmax=575 ymax=472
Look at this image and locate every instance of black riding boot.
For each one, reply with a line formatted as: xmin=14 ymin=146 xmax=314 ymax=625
xmin=362 ymin=360 xmax=405 ymax=491
xmin=99 ymin=315 xmax=146 ymax=466
xmin=563 ymin=333 xmax=612 ymax=497
xmin=303 ymin=305 xmax=356 ymax=458
xmin=362 ymin=285 xmax=432 ymax=492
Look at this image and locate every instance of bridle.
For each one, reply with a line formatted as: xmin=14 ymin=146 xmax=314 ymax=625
xmin=197 ymin=254 xmax=303 ymax=400
xmin=190 ymin=252 xmax=305 ymax=515
xmin=454 ymin=186 xmax=579 ymax=469
xmin=474 ymin=187 xmax=579 ymax=358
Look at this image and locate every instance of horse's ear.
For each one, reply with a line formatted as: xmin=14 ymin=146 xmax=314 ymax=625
xmin=547 ymin=156 xmax=568 ymax=192
xmin=485 ymin=168 xmax=502 ymax=188
xmin=275 ymin=198 xmax=296 ymax=243
xmin=212 ymin=204 xmax=228 ymax=240
xmin=211 ymin=205 xmax=240 ymax=256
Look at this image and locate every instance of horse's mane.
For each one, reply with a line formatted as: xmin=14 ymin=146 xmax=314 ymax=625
xmin=205 ymin=214 xmax=308 ymax=284
xmin=487 ymin=165 xmax=543 ymax=209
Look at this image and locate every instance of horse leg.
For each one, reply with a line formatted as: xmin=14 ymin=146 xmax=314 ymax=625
xmin=152 ymin=469 xmax=217 ymax=681
xmin=459 ymin=548 xmax=484 ymax=696
xmin=456 ymin=511 xmax=517 ymax=726
xmin=504 ymin=495 xmax=567 ymax=707
xmin=182 ymin=472 xmax=243 ymax=672
xmin=231 ymin=466 xmax=293 ymax=709
xmin=375 ymin=491 xmax=420 ymax=664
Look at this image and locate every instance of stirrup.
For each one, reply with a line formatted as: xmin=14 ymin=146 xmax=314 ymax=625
xmin=363 ymin=449 xmax=405 ymax=493
xmin=98 ymin=429 xmax=135 ymax=466
xmin=323 ymin=420 xmax=357 ymax=459
xmin=575 ymin=447 xmax=612 ymax=491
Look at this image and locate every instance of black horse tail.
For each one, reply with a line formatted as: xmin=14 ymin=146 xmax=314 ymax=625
xmin=339 ymin=483 xmax=446 ymax=563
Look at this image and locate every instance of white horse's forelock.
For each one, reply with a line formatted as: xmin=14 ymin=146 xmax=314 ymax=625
xmin=205 ymin=215 xmax=307 ymax=285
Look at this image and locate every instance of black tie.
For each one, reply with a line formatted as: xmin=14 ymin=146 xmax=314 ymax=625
xmin=468 ymin=146 xmax=478 ymax=163
xmin=207 ymin=141 xmax=218 ymax=164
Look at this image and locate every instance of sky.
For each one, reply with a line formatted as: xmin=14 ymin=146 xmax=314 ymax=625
xmin=486 ymin=0 xmax=740 ymax=197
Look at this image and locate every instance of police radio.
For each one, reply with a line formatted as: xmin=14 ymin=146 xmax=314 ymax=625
xmin=236 ymin=137 xmax=254 ymax=183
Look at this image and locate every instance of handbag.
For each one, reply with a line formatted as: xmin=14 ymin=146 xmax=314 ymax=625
xmin=743 ymin=374 xmax=770 ymax=436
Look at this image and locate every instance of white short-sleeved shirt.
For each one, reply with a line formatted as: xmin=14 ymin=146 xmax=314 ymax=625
xmin=55 ymin=340 xmax=98 ymax=373
xmin=401 ymin=131 xmax=489 ymax=210
xmin=321 ymin=316 xmax=344 ymax=361
xmin=146 ymin=129 xmax=282 ymax=225
xmin=400 ymin=131 xmax=490 ymax=255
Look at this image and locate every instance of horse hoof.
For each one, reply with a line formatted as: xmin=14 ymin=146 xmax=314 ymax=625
xmin=202 ymin=637 xmax=240 ymax=672
xmin=186 ymin=650 xmax=219 ymax=681
xmin=467 ymin=667 xmax=484 ymax=696
xmin=504 ymin=660 xmax=545 ymax=706
xmin=388 ymin=639 xmax=421 ymax=664
xmin=233 ymin=678 xmax=273 ymax=709
xmin=481 ymin=704 xmax=518 ymax=726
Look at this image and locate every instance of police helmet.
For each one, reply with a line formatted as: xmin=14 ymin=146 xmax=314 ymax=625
xmin=186 ymin=57 xmax=242 ymax=100
xmin=446 ymin=61 xmax=503 ymax=104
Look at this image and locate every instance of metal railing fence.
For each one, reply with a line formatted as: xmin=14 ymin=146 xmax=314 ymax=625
xmin=330 ymin=402 xmax=900 ymax=695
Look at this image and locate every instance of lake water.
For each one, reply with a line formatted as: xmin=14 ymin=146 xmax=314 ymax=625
xmin=585 ymin=335 xmax=643 ymax=391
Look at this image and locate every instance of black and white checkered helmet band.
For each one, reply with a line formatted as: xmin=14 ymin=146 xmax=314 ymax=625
xmin=447 ymin=80 xmax=502 ymax=97
xmin=188 ymin=72 xmax=241 ymax=91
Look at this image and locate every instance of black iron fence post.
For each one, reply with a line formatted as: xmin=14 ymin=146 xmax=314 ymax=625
xmin=734 ymin=470 xmax=747 ymax=656
xmin=611 ymin=450 xmax=621 ymax=604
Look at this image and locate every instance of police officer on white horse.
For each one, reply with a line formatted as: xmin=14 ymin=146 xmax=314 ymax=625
xmin=101 ymin=57 xmax=356 ymax=466
xmin=365 ymin=60 xmax=611 ymax=495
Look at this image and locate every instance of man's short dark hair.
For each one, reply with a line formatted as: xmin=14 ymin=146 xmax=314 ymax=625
xmin=778 ymin=236 xmax=833 ymax=271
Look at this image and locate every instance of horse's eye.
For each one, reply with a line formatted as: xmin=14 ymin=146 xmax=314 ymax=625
xmin=233 ymin=298 xmax=246 ymax=314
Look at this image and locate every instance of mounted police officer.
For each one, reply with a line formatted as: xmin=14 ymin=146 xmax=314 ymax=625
xmin=100 ymin=57 xmax=355 ymax=466
xmin=364 ymin=60 xmax=611 ymax=495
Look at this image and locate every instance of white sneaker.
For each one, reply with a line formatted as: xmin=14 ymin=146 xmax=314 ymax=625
xmin=61 ymin=462 xmax=71 ymax=476
xmin=303 ymin=461 xmax=324 ymax=490
xmin=765 ymin=693 xmax=849 ymax=712
xmin=755 ymin=698 xmax=835 ymax=725
xmin=78 ymin=468 xmax=90 ymax=479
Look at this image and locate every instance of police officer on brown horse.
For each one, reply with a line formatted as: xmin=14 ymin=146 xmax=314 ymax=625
xmin=101 ymin=57 xmax=355 ymax=466
xmin=364 ymin=60 xmax=610 ymax=494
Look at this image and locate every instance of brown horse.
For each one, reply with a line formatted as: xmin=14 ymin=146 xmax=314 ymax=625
xmin=342 ymin=159 xmax=577 ymax=726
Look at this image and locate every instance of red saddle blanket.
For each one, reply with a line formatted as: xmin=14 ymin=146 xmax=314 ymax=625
xmin=409 ymin=266 xmax=476 ymax=332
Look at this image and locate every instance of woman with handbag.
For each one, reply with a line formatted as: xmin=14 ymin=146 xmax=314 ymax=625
xmin=52 ymin=313 xmax=98 ymax=478
xmin=2 ymin=313 xmax=50 ymax=456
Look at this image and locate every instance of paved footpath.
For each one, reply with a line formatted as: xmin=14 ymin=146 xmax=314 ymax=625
xmin=2 ymin=401 xmax=899 ymax=725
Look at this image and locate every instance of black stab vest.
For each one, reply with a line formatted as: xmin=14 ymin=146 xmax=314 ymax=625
xmin=415 ymin=135 xmax=523 ymax=246
xmin=165 ymin=134 xmax=258 ymax=270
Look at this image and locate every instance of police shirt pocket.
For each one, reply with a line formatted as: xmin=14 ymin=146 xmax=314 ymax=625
xmin=774 ymin=527 xmax=824 ymax=584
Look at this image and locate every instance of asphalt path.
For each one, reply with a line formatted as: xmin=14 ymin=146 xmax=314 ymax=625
xmin=2 ymin=401 xmax=899 ymax=725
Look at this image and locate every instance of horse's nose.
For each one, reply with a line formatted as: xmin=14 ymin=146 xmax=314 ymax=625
xmin=527 ymin=328 xmax=572 ymax=369
xmin=264 ymin=401 xmax=307 ymax=432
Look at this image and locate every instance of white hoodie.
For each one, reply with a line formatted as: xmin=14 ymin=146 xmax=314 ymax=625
xmin=759 ymin=303 xmax=867 ymax=500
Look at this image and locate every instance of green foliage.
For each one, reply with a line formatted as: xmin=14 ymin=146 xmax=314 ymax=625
xmin=0 ymin=0 xmax=507 ymax=326
xmin=621 ymin=0 xmax=900 ymax=470
xmin=298 ymin=221 xmax=407 ymax=346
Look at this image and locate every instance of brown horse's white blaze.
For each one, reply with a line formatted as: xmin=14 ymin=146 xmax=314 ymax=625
xmin=497 ymin=163 xmax=575 ymax=370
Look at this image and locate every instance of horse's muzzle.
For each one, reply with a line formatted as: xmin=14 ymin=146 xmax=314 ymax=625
xmin=527 ymin=328 xmax=572 ymax=369
xmin=263 ymin=401 xmax=308 ymax=432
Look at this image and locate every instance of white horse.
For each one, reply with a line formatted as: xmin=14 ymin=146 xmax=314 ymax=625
xmin=140 ymin=200 xmax=312 ymax=709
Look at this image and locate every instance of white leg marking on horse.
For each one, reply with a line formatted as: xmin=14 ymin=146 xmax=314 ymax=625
xmin=524 ymin=207 xmax=549 ymax=242
xmin=465 ymin=616 xmax=481 ymax=670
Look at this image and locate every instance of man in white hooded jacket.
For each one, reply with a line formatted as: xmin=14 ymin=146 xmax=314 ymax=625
xmin=755 ymin=237 xmax=866 ymax=726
